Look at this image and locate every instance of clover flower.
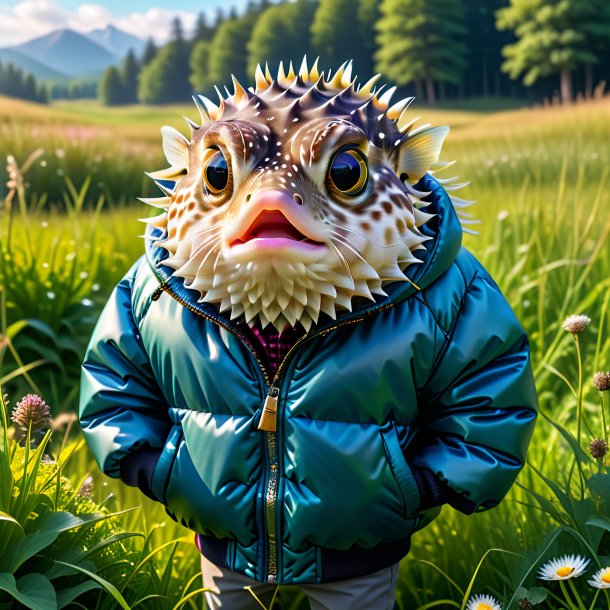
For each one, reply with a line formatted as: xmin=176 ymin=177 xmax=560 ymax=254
xmin=465 ymin=594 xmax=502 ymax=610
xmin=537 ymin=555 xmax=590 ymax=580
xmin=590 ymin=438 xmax=608 ymax=459
xmin=587 ymin=567 xmax=610 ymax=589
xmin=562 ymin=315 xmax=591 ymax=334
xmin=593 ymin=371 xmax=610 ymax=392
xmin=11 ymin=394 xmax=51 ymax=441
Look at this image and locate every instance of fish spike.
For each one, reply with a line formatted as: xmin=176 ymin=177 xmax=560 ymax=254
xmin=137 ymin=196 xmax=171 ymax=210
xmin=214 ymin=85 xmax=225 ymax=104
xmin=298 ymin=55 xmax=309 ymax=81
xmin=265 ymin=62 xmax=273 ymax=83
xmin=223 ymin=85 xmax=231 ymax=98
xmin=377 ymin=85 xmax=397 ymax=109
xmin=399 ymin=115 xmax=421 ymax=134
xmin=183 ymin=115 xmax=199 ymax=134
xmin=231 ymin=74 xmax=249 ymax=106
xmin=277 ymin=61 xmax=295 ymax=88
xmin=341 ymin=60 xmax=353 ymax=88
xmin=255 ymin=63 xmax=269 ymax=91
xmin=357 ymin=73 xmax=382 ymax=98
xmin=328 ymin=61 xmax=348 ymax=89
xmin=309 ymin=56 xmax=320 ymax=81
xmin=197 ymin=94 xmax=221 ymax=120
xmin=287 ymin=61 xmax=296 ymax=81
xmin=192 ymin=95 xmax=210 ymax=123
xmin=387 ymin=96 xmax=415 ymax=120
xmin=147 ymin=178 xmax=174 ymax=196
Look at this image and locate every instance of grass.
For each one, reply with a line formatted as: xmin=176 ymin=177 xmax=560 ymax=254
xmin=0 ymin=94 xmax=609 ymax=608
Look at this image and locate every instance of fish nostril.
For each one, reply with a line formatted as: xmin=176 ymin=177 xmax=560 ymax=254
xmin=245 ymin=193 xmax=252 ymax=203
xmin=294 ymin=194 xmax=303 ymax=206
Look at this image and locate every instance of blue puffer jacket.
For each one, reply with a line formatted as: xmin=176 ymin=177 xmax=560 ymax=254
xmin=79 ymin=174 xmax=538 ymax=585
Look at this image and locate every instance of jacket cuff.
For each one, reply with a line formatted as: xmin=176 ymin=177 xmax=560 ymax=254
xmin=411 ymin=466 xmax=476 ymax=514
xmin=119 ymin=447 xmax=162 ymax=501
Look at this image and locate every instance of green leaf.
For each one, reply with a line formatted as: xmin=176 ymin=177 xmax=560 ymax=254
xmin=53 ymin=560 xmax=131 ymax=610
xmin=56 ymin=581 xmax=101 ymax=609
xmin=0 ymin=572 xmax=57 ymax=610
xmin=0 ymin=511 xmax=23 ymax=534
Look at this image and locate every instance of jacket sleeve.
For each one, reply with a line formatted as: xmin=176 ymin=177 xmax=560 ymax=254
xmin=78 ymin=259 xmax=171 ymax=500
xmin=407 ymin=268 xmax=538 ymax=514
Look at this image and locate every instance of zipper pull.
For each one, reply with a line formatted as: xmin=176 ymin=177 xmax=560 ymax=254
xmin=151 ymin=282 xmax=166 ymax=301
xmin=258 ymin=385 xmax=279 ymax=432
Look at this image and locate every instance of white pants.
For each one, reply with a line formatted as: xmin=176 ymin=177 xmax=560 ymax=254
xmin=201 ymin=554 xmax=399 ymax=610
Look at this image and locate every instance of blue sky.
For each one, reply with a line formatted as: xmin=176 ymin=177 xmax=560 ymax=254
xmin=0 ymin=0 xmax=258 ymax=47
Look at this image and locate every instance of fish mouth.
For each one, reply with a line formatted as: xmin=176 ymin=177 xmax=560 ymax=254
xmin=230 ymin=210 xmax=325 ymax=250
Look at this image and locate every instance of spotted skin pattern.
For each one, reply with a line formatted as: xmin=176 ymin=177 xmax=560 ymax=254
xmin=141 ymin=59 xmax=469 ymax=331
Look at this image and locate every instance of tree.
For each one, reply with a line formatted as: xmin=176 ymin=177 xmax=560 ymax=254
xmin=190 ymin=40 xmax=212 ymax=92
xmin=208 ymin=12 xmax=258 ymax=89
xmin=171 ymin=16 xmax=185 ymax=42
xmin=312 ymin=0 xmax=363 ymax=70
xmin=375 ymin=0 xmax=468 ymax=105
xmin=138 ymin=40 xmax=191 ymax=103
xmin=122 ymin=49 xmax=139 ymax=104
xmin=193 ymin=12 xmax=212 ymax=42
xmin=247 ymin=0 xmax=316 ymax=76
xmin=357 ymin=0 xmax=381 ymax=78
xmin=141 ymin=37 xmax=158 ymax=66
xmin=99 ymin=66 xmax=124 ymax=105
xmin=497 ymin=0 xmax=610 ymax=104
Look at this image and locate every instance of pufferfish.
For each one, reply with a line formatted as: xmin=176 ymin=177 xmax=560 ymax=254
xmin=140 ymin=58 xmax=473 ymax=332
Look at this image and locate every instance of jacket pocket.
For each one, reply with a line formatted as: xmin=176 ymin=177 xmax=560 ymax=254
xmin=151 ymin=408 xmax=186 ymax=504
xmin=380 ymin=422 xmax=421 ymax=517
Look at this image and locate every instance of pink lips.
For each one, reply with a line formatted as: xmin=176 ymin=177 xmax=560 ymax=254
xmin=231 ymin=210 xmax=323 ymax=247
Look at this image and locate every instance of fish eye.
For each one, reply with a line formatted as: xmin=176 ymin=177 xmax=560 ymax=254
xmin=328 ymin=148 xmax=368 ymax=196
xmin=203 ymin=149 xmax=229 ymax=194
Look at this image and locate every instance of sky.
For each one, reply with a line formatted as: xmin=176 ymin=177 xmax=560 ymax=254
xmin=0 ymin=0 xmax=258 ymax=47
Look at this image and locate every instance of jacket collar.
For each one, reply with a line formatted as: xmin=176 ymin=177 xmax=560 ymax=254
xmin=144 ymin=173 xmax=462 ymax=333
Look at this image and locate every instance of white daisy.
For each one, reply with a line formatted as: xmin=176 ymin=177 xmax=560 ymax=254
xmin=537 ymin=554 xmax=590 ymax=580
xmin=588 ymin=567 xmax=610 ymax=589
xmin=465 ymin=594 xmax=502 ymax=610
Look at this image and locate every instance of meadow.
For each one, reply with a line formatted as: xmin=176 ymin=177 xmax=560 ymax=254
xmin=0 ymin=93 xmax=609 ymax=609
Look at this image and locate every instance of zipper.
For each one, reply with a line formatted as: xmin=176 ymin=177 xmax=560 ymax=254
xmin=150 ymin=274 xmax=396 ymax=584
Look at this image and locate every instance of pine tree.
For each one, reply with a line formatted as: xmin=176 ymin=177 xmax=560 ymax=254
xmin=122 ymin=49 xmax=139 ymax=104
xmin=138 ymin=40 xmax=192 ymax=103
xmin=357 ymin=0 xmax=381 ymax=78
xmin=141 ymin=37 xmax=158 ymax=66
xmin=375 ymin=0 xmax=468 ymax=105
xmin=311 ymin=0 xmax=363 ymax=70
xmin=190 ymin=40 xmax=212 ymax=92
xmin=247 ymin=0 xmax=316 ymax=76
xmin=193 ymin=12 xmax=212 ymax=42
xmin=99 ymin=66 xmax=125 ymax=106
xmin=497 ymin=0 xmax=610 ymax=103
xmin=208 ymin=12 xmax=258 ymax=89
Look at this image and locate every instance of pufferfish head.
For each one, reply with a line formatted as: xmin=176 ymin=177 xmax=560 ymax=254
xmin=141 ymin=58 xmax=470 ymax=331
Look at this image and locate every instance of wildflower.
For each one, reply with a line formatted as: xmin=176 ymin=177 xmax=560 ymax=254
xmin=6 ymin=154 xmax=22 ymax=191
xmin=588 ymin=567 xmax=610 ymax=589
xmin=593 ymin=371 xmax=610 ymax=392
xmin=537 ymin=555 xmax=590 ymax=580
xmin=590 ymin=438 xmax=608 ymax=459
xmin=466 ymin=594 xmax=501 ymax=610
xmin=562 ymin=314 xmax=591 ymax=334
xmin=11 ymin=394 xmax=51 ymax=441
xmin=79 ymin=476 xmax=94 ymax=498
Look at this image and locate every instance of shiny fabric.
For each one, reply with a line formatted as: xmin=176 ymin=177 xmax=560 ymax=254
xmin=78 ymin=174 xmax=538 ymax=584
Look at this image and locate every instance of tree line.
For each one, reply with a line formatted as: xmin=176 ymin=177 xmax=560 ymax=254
xmin=0 ymin=62 xmax=48 ymax=104
xmin=96 ymin=0 xmax=610 ymax=107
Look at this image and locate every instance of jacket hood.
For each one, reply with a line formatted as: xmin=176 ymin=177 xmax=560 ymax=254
xmin=144 ymin=173 xmax=462 ymax=331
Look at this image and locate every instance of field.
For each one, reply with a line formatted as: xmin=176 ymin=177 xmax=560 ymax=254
xmin=0 ymin=93 xmax=609 ymax=609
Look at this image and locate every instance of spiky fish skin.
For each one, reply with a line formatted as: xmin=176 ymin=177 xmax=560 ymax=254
xmin=142 ymin=57 xmax=473 ymax=331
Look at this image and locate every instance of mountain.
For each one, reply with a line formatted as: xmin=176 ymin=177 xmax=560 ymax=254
xmin=10 ymin=29 xmax=118 ymax=78
xmin=86 ymin=25 xmax=145 ymax=59
xmin=0 ymin=48 xmax=67 ymax=81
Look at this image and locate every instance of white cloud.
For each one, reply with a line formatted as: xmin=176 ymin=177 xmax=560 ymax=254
xmin=0 ymin=0 xmax=203 ymax=48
